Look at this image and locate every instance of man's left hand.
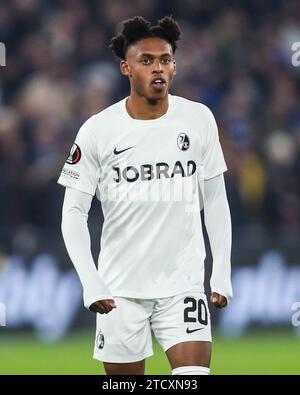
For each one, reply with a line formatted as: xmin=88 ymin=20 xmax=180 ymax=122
xmin=210 ymin=292 xmax=227 ymax=309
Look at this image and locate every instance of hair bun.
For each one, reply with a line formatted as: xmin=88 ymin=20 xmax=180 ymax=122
xmin=122 ymin=16 xmax=150 ymax=43
xmin=158 ymin=16 xmax=181 ymax=42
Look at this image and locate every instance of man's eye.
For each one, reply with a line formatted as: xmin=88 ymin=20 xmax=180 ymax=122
xmin=162 ymin=58 xmax=171 ymax=63
xmin=142 ymin=58 xmax=150 ymax=64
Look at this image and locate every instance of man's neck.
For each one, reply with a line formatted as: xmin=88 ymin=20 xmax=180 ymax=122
xmin=126 ymin=92 xmax=169 ymax=120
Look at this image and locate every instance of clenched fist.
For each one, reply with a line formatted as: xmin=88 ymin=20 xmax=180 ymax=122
xmin=89 ymin=299 xmax=117 ymax=314
xmin=210 ymin=292 xmax=227 ymax=309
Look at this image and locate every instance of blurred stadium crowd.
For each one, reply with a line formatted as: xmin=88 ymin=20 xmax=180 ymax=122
xmin=0 ymin=0 xmax=300 ymax=251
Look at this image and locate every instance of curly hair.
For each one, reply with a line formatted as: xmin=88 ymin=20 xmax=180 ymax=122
xmin=109 ymin=15 xmax=181 ymax=60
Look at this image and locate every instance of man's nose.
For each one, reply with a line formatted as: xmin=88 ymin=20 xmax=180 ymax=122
xmin=152 ymin=59 xmax=163 ymax=73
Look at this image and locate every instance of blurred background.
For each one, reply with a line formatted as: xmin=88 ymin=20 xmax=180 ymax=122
xmin=0 ymin=0 xmax=300 ymax=374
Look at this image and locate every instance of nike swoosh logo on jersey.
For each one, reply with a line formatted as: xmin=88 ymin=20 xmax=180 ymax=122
xmin=113 ymin=146 xmax=134 ymax=155
xmin=186 ymin=327 xmax=204 ymax=334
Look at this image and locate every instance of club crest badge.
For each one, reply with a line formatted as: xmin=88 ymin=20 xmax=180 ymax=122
xmin=177 ymin=133 xmax=190 ymax=151
xmin=96 ymin=330 xmax=105 ymax=350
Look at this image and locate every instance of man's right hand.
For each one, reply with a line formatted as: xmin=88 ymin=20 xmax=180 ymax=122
xmin=89 ymin=299 xmax=117 ymax=314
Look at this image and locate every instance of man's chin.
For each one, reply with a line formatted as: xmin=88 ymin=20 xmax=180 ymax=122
xmin=147 ymin=89 xmax=168 ymax=102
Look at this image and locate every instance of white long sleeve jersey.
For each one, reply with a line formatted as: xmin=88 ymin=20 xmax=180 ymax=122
xmin=58 ymin=94 xmax=232 ymax=303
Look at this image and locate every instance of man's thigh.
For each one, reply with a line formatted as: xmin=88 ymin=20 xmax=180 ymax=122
xmin=151 ymin=291 xmax=212 ymax=367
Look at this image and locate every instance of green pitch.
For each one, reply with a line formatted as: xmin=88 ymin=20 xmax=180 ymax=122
xmin=0 ymin=329 xmax=299 ymax=374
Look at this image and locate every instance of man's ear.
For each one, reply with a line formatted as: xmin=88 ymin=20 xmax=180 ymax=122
xmin=120 ymin=60 xmax=131 ymax=77
xmin=173 ymin=59 xmax=177 ymax=76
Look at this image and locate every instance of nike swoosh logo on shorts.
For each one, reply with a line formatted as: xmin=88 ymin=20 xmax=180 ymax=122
xmin=113 ymin=146 xmax=134 ymax=155
xmin=186 ymin=327 xmax=204 ymax=334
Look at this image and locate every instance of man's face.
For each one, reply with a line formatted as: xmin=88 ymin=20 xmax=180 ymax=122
xmin=120 ymin=37 xmax=176 ymax=101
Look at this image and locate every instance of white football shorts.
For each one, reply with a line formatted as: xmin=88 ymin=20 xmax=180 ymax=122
xmin=93 ymin=291 xmax=212 ymax=363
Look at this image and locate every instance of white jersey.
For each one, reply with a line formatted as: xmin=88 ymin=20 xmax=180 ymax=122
xmin=58 ymin=94 xmax=227 ymax=298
